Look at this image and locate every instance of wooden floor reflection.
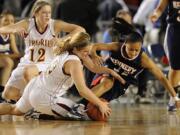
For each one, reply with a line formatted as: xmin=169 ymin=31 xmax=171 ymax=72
xmin=0 ymin=103 xmax=180 ymax=135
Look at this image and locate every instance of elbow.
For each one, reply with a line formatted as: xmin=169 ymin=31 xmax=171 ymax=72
xmin=78 ymin=27 xmax=86 ymax=33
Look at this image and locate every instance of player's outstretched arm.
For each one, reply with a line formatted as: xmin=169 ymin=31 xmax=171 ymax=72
xmin=150 ymin=0 xmax=168 ymax=23
xmin=141 ymin=52 xmax=180 ymax=108
xmin=90 ymin=42 xmax=119 ymax=66
xmin=82 ymin=55 xmax=125 ymax=84
xmin=64 ymin=60 xmax=111 ymax=117
xmin=0 ymin=19 xmax=28 ymax=35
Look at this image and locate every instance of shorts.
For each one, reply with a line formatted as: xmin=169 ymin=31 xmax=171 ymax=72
xmin=164 ymin=24 xmax=180 ymax=69
xmin=101 ymin=80 xmax=127 ymax=101
xmin=6 ymin=63 xmax=49 ymax=93
xmin=16 ymin=78 xmax=76 ymax=117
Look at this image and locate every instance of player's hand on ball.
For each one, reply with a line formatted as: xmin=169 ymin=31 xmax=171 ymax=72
xmin=98 ymin=101 xmax=111 ymax=118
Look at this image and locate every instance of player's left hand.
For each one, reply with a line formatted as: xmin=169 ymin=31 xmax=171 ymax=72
xmin=91 ymin=55 xmax=104 ymax=66
xmin=110 ymin=70 xmax=126 ymax=85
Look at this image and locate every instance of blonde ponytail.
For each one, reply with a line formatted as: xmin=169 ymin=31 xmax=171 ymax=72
xmin=54 ymin=32 xmax=90 ymax=55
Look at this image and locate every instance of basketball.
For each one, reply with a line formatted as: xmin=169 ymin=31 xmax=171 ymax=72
xmin=87 ymin=98 xmax=109 ymax=121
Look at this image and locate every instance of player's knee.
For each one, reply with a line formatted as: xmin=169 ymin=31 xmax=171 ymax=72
xmin=2 ymin=87 xmax=21 ymax=101
xmin=103 ymin=78 xmax=114 ymax=90
xmin=24 ymin=65 xmax=38 ymax=82
xmin=4 ymin=57 xmax=14 ymax=69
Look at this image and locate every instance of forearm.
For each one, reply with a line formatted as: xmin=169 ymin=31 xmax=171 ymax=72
xmin=0 ymin=27 xmax=16 ymax=34
xmin=78 ymin=87 xmax=102 ymax=107
xmin=88 ymin=65 xmax=125 ymax=84
xmin=61 ymin=27 xmax=85 ymax=39
xmin=90 ymin=43 xmax=111 ymax=56
xmin=153 ymin=0 xmax=168 ymax=18
xmin=90 ymin=44 xmax=99 ymax=57
xmin=158 ymin=76 xmax=177 ymax=97
xmin=87 ymin=64 xmax=110 ymax=74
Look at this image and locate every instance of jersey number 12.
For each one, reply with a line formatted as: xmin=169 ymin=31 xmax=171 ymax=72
xmin=30 ymin=48 xmax=45 ymax=62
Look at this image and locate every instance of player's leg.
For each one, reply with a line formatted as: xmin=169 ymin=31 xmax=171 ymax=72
xmin=91 ymin=77 xmax=114 ymax=97
xmin=0 ymin=103 xmax=24 ymax=115
xmin=168 ymin=69 xmax=180 ymax=89
xmin=165 ymin=24 xmax=180 ymax=111
xmin=2 ymin=86 xmax=21 ymax=101
xmin=78 ymin=76 xmax=114 ymax=106
xmin=2 ymin=66 xmax=26 ymax=101
xmin=2 ymin=64 xmax=41 ymax=101
xmin=0 ymin=56 xmax=14 ymax=86
xmin=165 ymin=24 xmax=180 ymax=88
xmin=23 ymin=65 xmax=39 ymax=83
xmin=0 ymin=81 xmax=33 ymax=116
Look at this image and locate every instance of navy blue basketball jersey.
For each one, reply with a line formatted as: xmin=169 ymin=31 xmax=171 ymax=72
xmin=0 ymin=34 xmax=10 ymax=54
xmin=167 ymin=0 xmax=180 ymax=24
xmin=106 ymin=43 xmax=144 ymax=85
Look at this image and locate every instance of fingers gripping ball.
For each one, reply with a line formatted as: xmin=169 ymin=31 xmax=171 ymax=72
xmin=87 ymin=98 xmax=109 ymax=121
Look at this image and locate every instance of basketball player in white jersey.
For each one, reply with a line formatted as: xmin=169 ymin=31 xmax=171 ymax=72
xmin=0 ymin=32 xmax=114 ymax=120
xmin=0 ymin=1 xmax=85 ymax=101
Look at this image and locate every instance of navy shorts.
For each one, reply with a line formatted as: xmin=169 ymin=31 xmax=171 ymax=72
xmin=164 ymin=24 xmax=180 ymax=69
xmin=101 ymin=80 xmax=127 ymax=101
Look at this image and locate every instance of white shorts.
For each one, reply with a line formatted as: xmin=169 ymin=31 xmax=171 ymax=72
xmin=6 ymin=63 xmax=49 ymax=93
xmin=16 ymin=78 xmax=76 ymax=116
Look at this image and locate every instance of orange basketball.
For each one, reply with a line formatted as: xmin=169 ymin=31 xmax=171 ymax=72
xmin=87 ymin=98 xmax=109 ymax=121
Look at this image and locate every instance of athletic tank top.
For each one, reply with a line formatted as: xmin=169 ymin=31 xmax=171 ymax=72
xmin=19 ymin=18 xmax=56 ymax=65
xmin=106 ymin=43 xmax=144 ymax=85
xmin=0 ymin=34 xmax=10 ymax=54
xmin=36 ymin=52 xmax=81 ymax=96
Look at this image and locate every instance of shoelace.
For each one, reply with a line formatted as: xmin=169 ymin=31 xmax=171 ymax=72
xmin=73 ymin=104 xmax=87 ymax=115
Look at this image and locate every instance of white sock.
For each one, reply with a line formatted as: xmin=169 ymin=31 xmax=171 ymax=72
xmin=169 ymin=96 xmax=175 ymax=106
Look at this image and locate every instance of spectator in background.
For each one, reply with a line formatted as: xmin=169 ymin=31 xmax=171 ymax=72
xmin=98 ymin=0 xmax=129 ymax=21
xmin=0 ymin=11 xmax=20 ymax=102
xmin=0 ymin=11 xmax=20 ymax=88
xmin=133 ymin=0 xmax=160 ymax=46
xmin=56 ymin=0 xmax=99 ymax=38
xmin=0 ymin=0 xmax=5 ymax=13
xmin=2 ymin=0 xmax=22 ymax=17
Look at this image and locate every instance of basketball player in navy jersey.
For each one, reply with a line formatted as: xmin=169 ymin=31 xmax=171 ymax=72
xmin=150 ymin=0 xmax=180 ymax=111
xmin=85 ymin=32 xmax=180 ymax=109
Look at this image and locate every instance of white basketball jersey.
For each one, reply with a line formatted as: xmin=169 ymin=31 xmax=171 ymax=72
xmin=36 ymin=52 xmax=82 ymax=96
xmin=20 ymin=18 xmax=55 ymax=65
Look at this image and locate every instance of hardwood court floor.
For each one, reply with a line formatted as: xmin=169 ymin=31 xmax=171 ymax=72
xmin=0 ymin=103 xmax=180 ymax=135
